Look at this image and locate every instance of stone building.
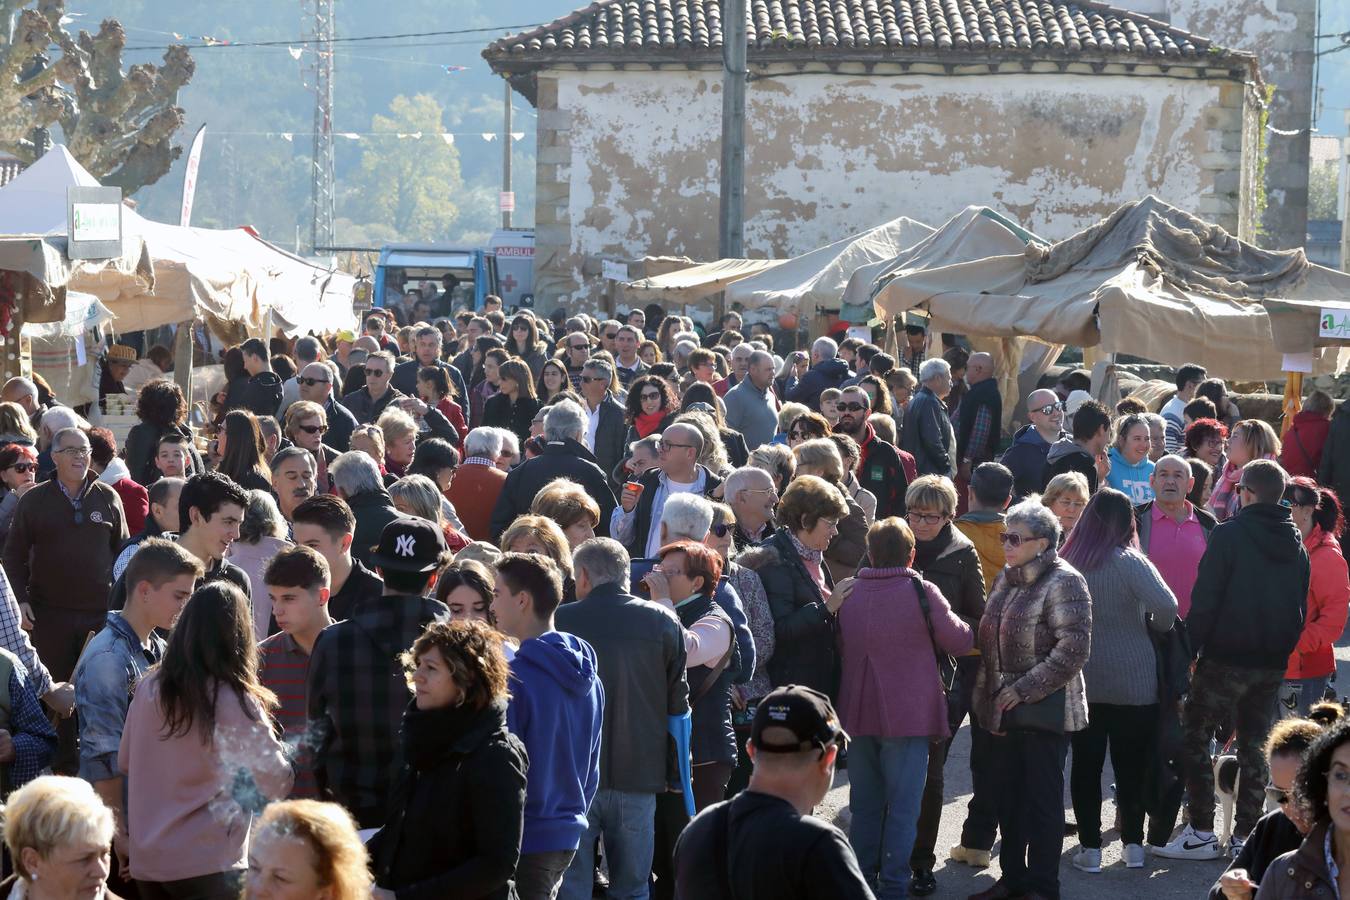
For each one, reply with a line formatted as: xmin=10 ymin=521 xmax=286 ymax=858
xmin=486 ymin=0 xmax=1265 ymax=311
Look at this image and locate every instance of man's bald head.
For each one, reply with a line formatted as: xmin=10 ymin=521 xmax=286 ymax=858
xmin=968 ymin=353 xmax=994 ymax=384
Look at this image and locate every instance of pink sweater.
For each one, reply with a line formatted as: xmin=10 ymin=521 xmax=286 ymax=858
xmin=118 ymin=671 xmax=294 ymax=882
xmin=837 ymin=567 xmax=974 ymax=739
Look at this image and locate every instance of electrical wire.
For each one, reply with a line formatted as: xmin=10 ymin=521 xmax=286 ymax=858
xmin=123 ymin=22 xmax=543 ymax=52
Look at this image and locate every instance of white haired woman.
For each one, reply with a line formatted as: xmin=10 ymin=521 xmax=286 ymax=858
xmin=972 ymin=497 xmax=1091 ymax=900
xmin=1 ymin=775 xmax=121 ymax=899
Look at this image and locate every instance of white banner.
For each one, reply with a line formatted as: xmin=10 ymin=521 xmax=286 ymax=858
xmin=179 ymin=124 xmax=207 ymax=227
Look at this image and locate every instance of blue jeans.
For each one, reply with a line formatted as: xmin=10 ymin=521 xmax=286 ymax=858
xmin=558 ymin=789 xmax=656 ymax=900
xmin=848 ymin=735 xmax=929 ymax=900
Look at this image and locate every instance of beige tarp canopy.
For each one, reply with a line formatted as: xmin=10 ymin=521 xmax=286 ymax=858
xmin=0 ymin=146 xmax=356 ymax=338
xmin=864 ymin=196 xmax=1350 ymax=381
xmin=622 ymin=258 xmax=784 ymax=305
xmin=726 ymin=217 xmax=934 ymax=313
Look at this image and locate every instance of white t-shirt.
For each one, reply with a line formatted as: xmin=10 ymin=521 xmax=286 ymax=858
xmin=644 ymin=476 xmax=700 ymax=557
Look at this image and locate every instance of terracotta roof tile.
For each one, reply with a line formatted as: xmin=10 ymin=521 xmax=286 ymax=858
xmin=487 ymin=0 xmax=1233 ymax=64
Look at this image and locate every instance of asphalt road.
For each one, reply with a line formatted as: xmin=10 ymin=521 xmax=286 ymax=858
xmin=813 ymin=641 xmax=1350 ymax=899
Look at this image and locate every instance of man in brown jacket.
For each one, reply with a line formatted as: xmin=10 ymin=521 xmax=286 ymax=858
xmin=4 ymin=425 xmax=127 ymax=771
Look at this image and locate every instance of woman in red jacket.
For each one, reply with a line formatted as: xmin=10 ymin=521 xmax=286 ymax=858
xmin=1283 ymin=476 xmax=1350 ymax=715
xmin=1279 ymin=390 xmax=1334 ymax=478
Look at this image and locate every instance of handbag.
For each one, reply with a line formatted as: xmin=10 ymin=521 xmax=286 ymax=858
xmin=1001 ymin=687 xmax=1067 ymax=734
xmin=913 ymin=578 xmax=956 ymax=693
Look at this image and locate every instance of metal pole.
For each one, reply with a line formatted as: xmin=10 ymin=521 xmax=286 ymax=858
xmin=503 ymin=79 xmax=513 ymax=229
xmin=718 ymin=0 xmax=747 ymax=259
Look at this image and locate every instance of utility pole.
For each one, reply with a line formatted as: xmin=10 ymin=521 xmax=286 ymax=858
xmin=305 ymin=0 xmax=336 ymax=252
xmin=502 ymin=79 xmax=513 ymax=229
xmin=718 ymin=0 xmax=747 ymax=259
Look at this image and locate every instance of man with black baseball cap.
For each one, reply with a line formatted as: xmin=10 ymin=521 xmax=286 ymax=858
xmin=306 ymin=518 xmax=450 ymax=828
xmin=673 ymin=685 xmax=875 ymax=899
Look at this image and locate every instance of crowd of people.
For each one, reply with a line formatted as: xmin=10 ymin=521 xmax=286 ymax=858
xmin=0 ymin=291 xmax=1346 ymax=900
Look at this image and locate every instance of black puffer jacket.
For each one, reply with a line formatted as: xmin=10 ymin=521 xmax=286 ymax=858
xmin=370 ymin=698 xmax=527 ymax=900
xmin=741 ymin=527 xmax=837 ymax=698
xmin=912 ymin=524 xmax=986 ymax=635
xmin=240 ymin=371 xmax=284 ymax=418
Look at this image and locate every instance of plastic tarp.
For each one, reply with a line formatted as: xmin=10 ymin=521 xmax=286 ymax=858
xmin=864 ymin=196 xmax=1350 ymax=380
xmin=622 ymin=258 xmax=784 ymax=304
xmin=0 ymin=146 xmax=356 ymax=337
xmin=726 ymin=217 xmax=934 ymax=314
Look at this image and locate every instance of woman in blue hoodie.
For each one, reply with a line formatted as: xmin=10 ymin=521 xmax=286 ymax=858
xmin=1106 ymin=414 xmax=1156 ymax=504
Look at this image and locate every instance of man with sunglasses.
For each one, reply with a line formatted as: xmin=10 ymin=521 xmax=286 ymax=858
xmin=299 ymin=362 xmax=357 ymax=452
xmin=834 ymin=385 xmax=912 ymax=520
xmin=342 ymin=350 xmax=405 ymax=426
xmin=579 ymin=359 xmax=627 ymax=491
xmin=674 ymin=685 xmax=872 ymax=899
xmin=999 ymin=388 xmax=1068 ymax=502
xmin=562 ymin=334 xmax=593 ymax=390
xmin=5 ymin=426 xmax=127 ymax=771
xmin=1158 ymin=459 xmax=1310 ymax=863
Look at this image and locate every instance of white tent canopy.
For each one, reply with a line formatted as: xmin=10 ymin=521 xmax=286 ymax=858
xmin=622 ymin=258 xmax=784 ymax=305
xmin=864 ymin=197 xmax=1350 ymax=380
xmin=726 ymin=217 xmax=934 ymax=314
xmin=0 ymin=146 xmax=356 ymax=337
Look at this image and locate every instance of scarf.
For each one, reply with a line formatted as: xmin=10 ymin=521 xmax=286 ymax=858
xmin=788 ymin=529 xmax=828 ymax=596
xmin=634 ymin=409 xmax=667 ymax=438
xmin=913 ymin=523 xmax=953 ymax=573
xmin=401 ymin=699 xmax=481 ymax=771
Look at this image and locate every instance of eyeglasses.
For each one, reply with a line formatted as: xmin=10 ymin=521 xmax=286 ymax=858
xmin=569 ymin=343 xmax=590 ymax=352
xmin=790 ymin=429 xmax=813 ymax=440
xmin=365 ymin=369 xmax=387 ymax=377
xmin=605 ymin=332 xmax=618 ymax=340
xmin=836 ymin=402 xmax=868 ymax=413
xmin=6 ymin=463 xmax=34 ymax=474
xmin=297 ymin=424 xmax=329 ymax=435
xmin=580 ymin=376 xmax=604 ymax=384
xmin=1264 ymin=784 xmax=1291 ymax=805
xmin=1238 ymin=483 xmax=1254 ymax=494
xmin=640 ymin=391 xmax=661 ymax=401
xmin=1032 ymin=403 xmax=1065 ymax=416
xmin=299 ymin=376 xmax=329 ymax=387
xmin=999 ymin=531 xmax=1036 ymax=547
xmin=56 ymin=446 xmax=90 ymax=458
xmin=907 ymin=512 xmax=945 ymax=526
xmin=658 ymin=440 xmax=694 ymax=452
xmin=710 ymin=523 xmax=732 ymax=538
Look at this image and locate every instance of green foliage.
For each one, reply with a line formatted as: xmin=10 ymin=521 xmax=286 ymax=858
xmin=1309 ymin=161 xmax=1339 ymax=221
xmin=345 ymin=94 xmax=463 ymax=240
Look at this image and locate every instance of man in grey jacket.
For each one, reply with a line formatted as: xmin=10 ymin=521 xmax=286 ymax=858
xmin=723 ymin=350 xmax=779 ymax=452
xmin=555 ymin=538 xmax=689 ymax=900
xmin=901 ymin=357 xmax=956 ymax=478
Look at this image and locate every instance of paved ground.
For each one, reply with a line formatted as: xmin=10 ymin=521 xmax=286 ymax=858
xmin=813 ymin=638 xmax=1350 ymax=899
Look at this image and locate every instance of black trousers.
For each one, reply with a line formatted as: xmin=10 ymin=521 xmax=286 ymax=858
xmin=991 ymin=730 xmax=1070 ymax=900
xmin=1070 ymin=702 xmax=1158 ymax=848
xmin=911 ymin=657 xmax=998 ymax=868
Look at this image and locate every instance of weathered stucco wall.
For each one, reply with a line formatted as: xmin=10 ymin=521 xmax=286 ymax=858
xmin=533 ymin=67 xmax=1249 ymax=310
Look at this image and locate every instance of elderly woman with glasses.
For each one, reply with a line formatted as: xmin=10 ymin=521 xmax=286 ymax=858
xmin=972 ymin=497 xmax=1091 ymax=900
xmin=792 ymin=439 xmax=867 ymax=578
xmin=1042 ymin=471 xmax=1090 ymax=544
xmin=740 ymin=474 xmax=853 ymax=697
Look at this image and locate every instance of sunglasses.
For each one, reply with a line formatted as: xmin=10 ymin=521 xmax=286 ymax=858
xmin=298 ymin=424 xmax=329 ymax=435
xmin=299 ymin=376 xmax=329 ymax=387
xmin=6 ymin=463 xmax=34 ymax=474
xmin=569 ymin=344 xmax=589 ymax=352
xmin=1033 ymin=403 xmax=1065 ymax=416
xmin=710 ymin=523 xmax=732 ymax=538
xmin=998 ymin=531 xmax=1036 ymax=547
xmin=580 ymin=375 xmax=604 ymax=384
xmin=640 ymin=391 xmax=661 ymax=401
xmin=365 ymin=369 xmax=387 ymax=377
xmin=605 ymin=332 xmax=618 ymax=340
xmin=1264 ymin=784 xmax=1291 ymax=805
xmin=835 ymin=402 xmax=868 ymax=413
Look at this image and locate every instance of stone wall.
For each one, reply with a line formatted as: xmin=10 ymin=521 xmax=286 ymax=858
xmin=530 ymin=64 xmax=1258 ymax=313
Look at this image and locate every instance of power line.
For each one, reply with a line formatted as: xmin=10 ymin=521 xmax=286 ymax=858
xmin=123 ymin=22 xmax=541 ymax=51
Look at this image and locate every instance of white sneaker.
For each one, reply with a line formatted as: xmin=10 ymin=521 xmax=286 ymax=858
xmin=1152 ymin=824 xmax=1222 ymax=860
xmin=1072 ymin=847 xmax=1102 ymax=873
xmin=1123 ymin=843 xmax=1145 ymax=869
xmin=1229 ymin=833 xmax=1246 ymax=860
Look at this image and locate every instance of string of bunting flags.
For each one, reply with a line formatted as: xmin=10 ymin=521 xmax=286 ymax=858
xmin=210 ymin=131 xmax=527 ymax=143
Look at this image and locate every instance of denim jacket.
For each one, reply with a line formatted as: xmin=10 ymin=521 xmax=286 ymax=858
xmin=73 ymin=612 xmax=164 ymax=781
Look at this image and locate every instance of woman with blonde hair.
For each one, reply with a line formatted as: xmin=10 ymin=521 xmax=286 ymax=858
xmin=376 ymin=408 xmax=418 ymax=479
xmin=793 ymin=438 xmax=868 ymax=577
xmin=247 ymin=800 xmax=371 ymax=900
xmin=1 ymin=775 xmax=120 ymax=899
xmin=1210 ymin=419 xmax=1281 ymax=522
xmin=1042 ymin=471 xmax=1091 ymax=542
xmin=389 ymin=474 xmax=469 ymax=553
xmin=530 ymin=478 xmax=601 ymax=549
xmin=0 ymin=401 xmax=36 ymax=448
xmin=499 ymin=514 xmax=576 ymax=603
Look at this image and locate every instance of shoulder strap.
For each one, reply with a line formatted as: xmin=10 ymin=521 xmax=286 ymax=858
xmin=691 ymin=611 xmax=736 ymax=705
xmin=913 ymin=578 xmax=952 ymax=689
xmin=1291 ymin=427 xmax=1315 ymax=470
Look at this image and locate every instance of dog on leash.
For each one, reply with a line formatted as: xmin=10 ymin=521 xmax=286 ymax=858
xmin=1213 ymin=753 xmax=1240 ymax=850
